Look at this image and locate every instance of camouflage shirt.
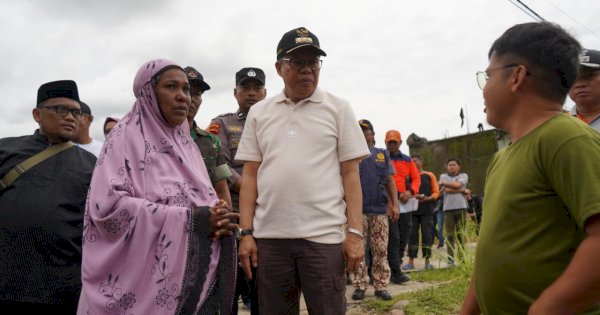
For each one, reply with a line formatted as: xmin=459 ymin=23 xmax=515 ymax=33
xmin=191 ymin=122 xmax=230 ymax=186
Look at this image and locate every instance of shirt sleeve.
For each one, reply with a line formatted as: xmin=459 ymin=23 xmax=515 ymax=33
xmin=409 ymin=160 xmax=421 ymax=194
xmin=458 ymin=173 xmax=469 ymax=188
xmin=235 ymin=108 xmax=262 ymax=162
xmin=428 ymin=172 xmax=440 ymax=200
xmin=336 ymin=102 xmax=370 ymax=162
xmin=549 ymin=135 xmax=600 ymax=229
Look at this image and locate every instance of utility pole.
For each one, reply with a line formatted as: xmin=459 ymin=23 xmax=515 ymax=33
xmin=465 ymin=104 xmax=471 ymax=134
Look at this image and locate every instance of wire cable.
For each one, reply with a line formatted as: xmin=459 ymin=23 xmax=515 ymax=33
xmin=544 ymin=0 xmax=600 ymax=41
xmin=507 ymin=0 xmax=544 ymax=22
xmin=515 ymin=0 xmax=547 ymax=21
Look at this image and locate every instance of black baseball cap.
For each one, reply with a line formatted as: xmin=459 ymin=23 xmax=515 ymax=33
xmin=80 ymin=101 xmax=92 ymax=115
xmin=358 ymin=119 xmax=374 ymax=132
xmin=184 ymin=66 xmax=211 ymax=92
xmin=580 ymin=49 xmax=600 ymax=69
xmin=235 ymin=67 xmax=265 ymax=86
xmin=276 ymin=27 xmax=327 ymax=60
xmin=37 ymin=80 xmax=79 ymax=107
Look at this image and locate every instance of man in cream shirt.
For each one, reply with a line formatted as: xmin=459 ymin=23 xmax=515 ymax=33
xmin=236 ymin=27 xmax=369 ymax=315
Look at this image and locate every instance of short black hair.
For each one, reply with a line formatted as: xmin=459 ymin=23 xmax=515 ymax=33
xmin=447 ymin=158 xmax=461 ymax=166
xmin=411 ymin=154 xmax=422 ymax=162
xmin=488 ymin=22 xmax=581 ymax=103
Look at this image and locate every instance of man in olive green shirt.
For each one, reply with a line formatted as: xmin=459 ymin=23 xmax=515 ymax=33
xmin=461 ymin=22 xmax=600 ymax=315
xmin=185 ymin=66 xmax=231 ymax=206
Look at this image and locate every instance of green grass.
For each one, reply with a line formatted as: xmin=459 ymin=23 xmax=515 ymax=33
xmin=364 ymin=266 xmax=469 ymax=315
xmin=364 ymin=219 xmax=479 ymax=315
xmin=399 ymin=277 xmax=469 ymax=315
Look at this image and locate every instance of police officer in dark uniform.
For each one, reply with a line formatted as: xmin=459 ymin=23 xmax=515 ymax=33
xmin=209 ymin=67 xmax=266 ymax=314
xmin=185 ymin=66 xmax=232 ymax=206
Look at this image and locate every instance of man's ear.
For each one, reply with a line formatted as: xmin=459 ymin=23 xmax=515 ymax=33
xmin=32 ymin=108 xmax=42 ymax=123
xmin=275 ymin=61 xmax=283 ymax=76
xmin=510 ymin=65 xmax=529 ymax=92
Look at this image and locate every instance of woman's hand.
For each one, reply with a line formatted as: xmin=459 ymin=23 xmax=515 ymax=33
xmin=209 ymin=199 xmax=239 ymax=239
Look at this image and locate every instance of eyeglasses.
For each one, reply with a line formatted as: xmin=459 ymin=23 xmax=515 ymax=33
xmin=476 ymin=64 xmax=520 ymax=90
xmin=40 ymin=105 xmax=83 ymax=119
xmin=280 ymin=58 xmax=323 ymax=71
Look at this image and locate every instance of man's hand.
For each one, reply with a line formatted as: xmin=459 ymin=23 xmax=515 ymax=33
xmin=343 ymin=233 xmax=365 ymax=273
xmin=209 ymin=200 xmax=239 ymax=239
xmin=399 ymin=191 xmax=412 ymax=203
xmin=387 ymin=202 xmax=399 ymax=222
xmin=238 ymin=236 xmax=258 ymax=279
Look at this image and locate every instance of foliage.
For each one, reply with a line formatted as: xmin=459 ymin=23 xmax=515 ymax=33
xmin=364 ymin=219 xmax=479 ymax=315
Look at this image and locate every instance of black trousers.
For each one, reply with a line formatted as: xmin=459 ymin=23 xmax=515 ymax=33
xmin=231 ymin=261 xmax=259 ymax=314
xmin=408 ymin=213 xmax=434 ymax=259
xmin=388 ymin=212 xmax=412 ymax=272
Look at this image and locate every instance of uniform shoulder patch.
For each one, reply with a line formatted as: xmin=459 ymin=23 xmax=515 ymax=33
xmin=207 ymin=124 xmax=221 ymax=135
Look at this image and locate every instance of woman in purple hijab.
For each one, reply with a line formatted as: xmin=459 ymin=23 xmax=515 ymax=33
xmin=78 ymin=59 xmax=239 ymax=314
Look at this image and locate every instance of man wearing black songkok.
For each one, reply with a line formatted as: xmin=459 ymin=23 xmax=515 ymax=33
xmin=0 ymin=80 xmax=96 ymax=313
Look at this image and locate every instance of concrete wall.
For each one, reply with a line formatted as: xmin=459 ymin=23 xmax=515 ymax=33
xmin=407 ymin=129 xmax=509 ymax=196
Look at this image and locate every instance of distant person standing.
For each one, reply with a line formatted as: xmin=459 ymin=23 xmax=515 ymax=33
xmin=406 ymin=155 xmax=439 ymax=270
xmin=0 ymin=80 xmax=96 ymax=313
xmin=568 ymin=49 xmax=600 ymax=132
xmin=464 ymin=189 xmax=483 ymax=235
xmin=103 ymin=116 xmax=119 ymax=137
xmin=350 ymin=119 xmax=398 ymax=301
xmin=236 ymin=26 xmax=369 ymax=314
xmin=184 ymin=66 xmax=232 ymax=207
xmin=385 ymin=129 xmax=419 ymax=282
xmin=439 ymin=158 xmax=468 ymax=265
xmin=74 ymin=101 xmax=104 ymax=157
xmin=209 ymin=67 xmax=266 ymax=315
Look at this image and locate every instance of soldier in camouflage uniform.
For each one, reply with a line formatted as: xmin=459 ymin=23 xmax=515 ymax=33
xmin=185 ymin=66 xmax=232 ymax=207
xmin=209 ymin=67 xmax=266 ymax=315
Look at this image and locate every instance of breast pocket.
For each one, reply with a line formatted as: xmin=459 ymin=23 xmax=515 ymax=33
xmin=375 ymin=162 xmax=387 ymax=176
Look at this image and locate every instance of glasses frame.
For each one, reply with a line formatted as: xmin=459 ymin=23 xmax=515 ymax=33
xmin=280 ymin=58 xmax=323 ymax=71
xmin=40 ymin=105 xmax=84 ymax=119
xmin=476 ymin=64 xmax=520 ymax=90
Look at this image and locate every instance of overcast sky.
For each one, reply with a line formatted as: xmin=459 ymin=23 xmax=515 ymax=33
xmin=1 ymin=0 xmax=599 ymax=151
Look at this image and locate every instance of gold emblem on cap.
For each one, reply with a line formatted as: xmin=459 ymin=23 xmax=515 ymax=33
xmin=295 ymin=37 xmax=313 ymax=44
xmin=296 ymin=28 xmax=309 ymax=36
xmin=187 ymin=70 xmax=198 ymax=78
xmin=247 ymin=70 xmax=256 ymax=77
xmin=295 ymin=27 xmax=313 ymax=45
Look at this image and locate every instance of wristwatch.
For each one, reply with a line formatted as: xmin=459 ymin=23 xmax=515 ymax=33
xmin=237 ymin=228 xmax=253 ymax=241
